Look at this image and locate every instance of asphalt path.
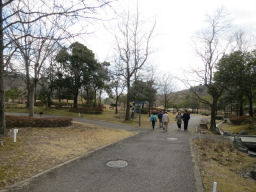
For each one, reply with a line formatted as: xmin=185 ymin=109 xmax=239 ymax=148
xmin=5 ymin=113 xmax=203 ymax=192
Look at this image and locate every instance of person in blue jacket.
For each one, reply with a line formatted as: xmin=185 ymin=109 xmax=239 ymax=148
xmin=150 ymin=112 xmax=157 ymax=130
xmin=157 ymin=111 xmax=163 ymax=128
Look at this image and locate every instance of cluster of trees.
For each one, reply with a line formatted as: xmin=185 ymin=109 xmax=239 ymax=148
xmin=40 ymin=42 xmax=110 ymax=109
xmin=216 ymin=50 xmax=256 ymax=117
xmin=0 ymin=0 xmax=111 ymax=135
xmin=192 ymin=9 xmax=256 ymax=132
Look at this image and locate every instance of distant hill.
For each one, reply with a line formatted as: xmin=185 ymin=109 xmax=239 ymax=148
xmin=156 ymin=85 xmax=208 ymax=107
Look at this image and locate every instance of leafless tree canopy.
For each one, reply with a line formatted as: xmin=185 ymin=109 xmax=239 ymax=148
xmin=114 ymin=6 xmax=155 ymax=120
xmin=194 ymin=9 xmax=230 ymax=86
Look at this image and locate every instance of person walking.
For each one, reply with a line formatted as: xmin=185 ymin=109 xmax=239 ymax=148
xmin=150 ymin=112 xmax=157 ymax=130
xmin=182 ymin=110 xmax=190 ymax=131
xmin=157 ymin=111 xmax=163 ymax=128
xmin=175 ymin=111 xmax=182 ymax=131
xmin=162 ymin=111 xmax=169 ymax=132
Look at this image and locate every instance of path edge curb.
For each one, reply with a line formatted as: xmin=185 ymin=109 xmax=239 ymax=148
xmin=0 ymin=132 xmax=140 ymax=192
xmin=190 ymin=139 xmax=204 ymax=192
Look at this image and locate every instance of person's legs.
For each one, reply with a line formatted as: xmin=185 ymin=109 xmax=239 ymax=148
xmin=184 ymin=121 xmax=188 ymax=130
xmin=165 ymin=123 xmax=168 ymax=132
xmin=177 ymin=123 xmax=181 ymax=130
xmin=152 ymin=121 xmax=155 ymax=130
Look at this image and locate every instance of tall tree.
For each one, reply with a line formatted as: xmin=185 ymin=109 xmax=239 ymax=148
xmin=192 ymin=9 xmax=229 ymax=132
xmin=130 ymin=79 xmax=156 ymax=115
xmin=215 ymin=50 xmax=256 ymax=117
xmin=115 ymin=6 xmax=155 ymax=120
xmin=56 ymin=42 xmax=97 ymax=108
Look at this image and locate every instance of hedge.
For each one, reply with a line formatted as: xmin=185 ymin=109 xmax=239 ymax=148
xmin=69 ymin=105 xmax=103 ymax=114
xmin=229 ymin=116 xmax=249 ymax=125
xmin=6 ymin=115 xmax=72 ymax=128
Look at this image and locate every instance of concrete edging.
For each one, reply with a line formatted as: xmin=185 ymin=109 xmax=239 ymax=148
xmin=0 ymin=132 xmax=140 ymax=192
xmin=190 ymin=139 xmax=204 ymax=192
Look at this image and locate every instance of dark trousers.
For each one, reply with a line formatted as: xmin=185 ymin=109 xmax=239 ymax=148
xmin=152 ymin=121 xmax=156 ymax=129
xmin=184 ymin=120 xmax=188 ymax=130
xmin=177 ymin=123 xmax=181 ymax=128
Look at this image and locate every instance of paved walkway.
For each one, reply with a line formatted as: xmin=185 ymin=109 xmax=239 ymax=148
xmin=5 ymin=113 xmax=203 ymax=192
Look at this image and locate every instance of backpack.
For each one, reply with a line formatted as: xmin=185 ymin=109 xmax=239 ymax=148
xmin=150 ymin=115 xmax=157 ymax=122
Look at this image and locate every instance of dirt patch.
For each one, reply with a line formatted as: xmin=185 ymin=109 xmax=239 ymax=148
xmin=194 ymin=138 xmax=256 ymax=192
xmin=0 ymin=122 xmax=135 ymax=189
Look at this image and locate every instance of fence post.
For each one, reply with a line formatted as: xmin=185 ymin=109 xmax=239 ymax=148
xmin=213 ymin=182 xmax=217 ymax=192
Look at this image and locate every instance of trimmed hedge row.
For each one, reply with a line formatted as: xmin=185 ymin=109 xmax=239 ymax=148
xmin=69 ymin=105 xmax=103 ymax=114
xmin=6 ymin=115 xmax=72 ymax=128
xmin=229 ymin=116 xmax=249 ymax=125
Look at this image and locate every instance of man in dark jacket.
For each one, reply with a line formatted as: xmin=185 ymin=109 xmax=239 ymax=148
xmin=157 ymin=111 xmax=163 ymax=128
xmin=182 ymin=110 xmax=190 ymax=131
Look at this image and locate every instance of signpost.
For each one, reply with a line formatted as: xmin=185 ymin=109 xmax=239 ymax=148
xmin=133 ymin=101 xmax=147 ymax=128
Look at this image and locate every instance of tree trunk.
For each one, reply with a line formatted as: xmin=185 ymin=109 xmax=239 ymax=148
xmin=210 ymin=96 xmax=218 ymax=133
xmin=99 ymin=90 xmax=102 ymax=105
xmin=248 ymin=95 xmax=253 ymax=117
xmin=73 ymin=88 xmax=78 ymax=108
xmin=125 ymin=80 xmax=130 ymax=120
xmin=0 ymin=3 xmax=6 ymax=135
xmin=164 ymin=94 xmax=167 ymax=111
xmin=34 ymin=81 xmax=37 ymax=105
xmin=94 ymin=89 xmax=97 ymax=106
xmin=239 ymin=99 xmax=244 ymax=116
xmin=58 ymin=88 xmax=61 ymax=103
xmin=115 ymin=96 xmax=118 ymax=114
xmin=148 ymin=104 xmax=150 ymax=117
xmin=28 ymin=85 xmax=35 ymax=117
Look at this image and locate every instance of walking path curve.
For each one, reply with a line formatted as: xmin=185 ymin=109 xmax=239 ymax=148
xmin=4 ymin=113 xmax=203 ymax=192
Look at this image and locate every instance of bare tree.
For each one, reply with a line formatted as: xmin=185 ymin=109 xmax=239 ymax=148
xmin=110 ymin=59 xmax=125 ymax=114
xmin=192 ymin=9 xmax=230 ymax=132
xmin=115 ymin=6 xmax=155 ymax=120
xmin=7 ymin=12 xmax=71 ymax=116
xmin=159 ymin=73 xmax=173 ymax=111
xmin=0 ymin=0 xmax=111 ymax=135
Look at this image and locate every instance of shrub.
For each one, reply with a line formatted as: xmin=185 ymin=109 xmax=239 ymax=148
xmin=215 ymin=115 xmax=224 ymax=120
xmin=70 ymin=104 xmax=103 ymax=114
xmin=201 ymin=112 xmax=209 ymax=116
xmin=6 ymin=115 xmax=72 ymax=128
xmin=229 ymin=116 xmax=249 ymax=125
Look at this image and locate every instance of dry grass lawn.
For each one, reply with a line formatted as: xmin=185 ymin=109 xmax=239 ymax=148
xmin=194 ymin=139 xmax=256 ymax=192
xmin=0 ymin=122 xmax=135 ymax=189
xmin=219 ymin=122 xmax=256 ymax=135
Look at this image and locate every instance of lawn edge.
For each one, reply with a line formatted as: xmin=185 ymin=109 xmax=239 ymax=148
xmin=0 ymin=131 xmax=140 ymax=192
xmin=190 ymin=138 xmax=204 ymax=192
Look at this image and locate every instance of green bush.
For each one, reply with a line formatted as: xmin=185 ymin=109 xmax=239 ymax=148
xmin=6 ymin=115 xmax=72 ymax=128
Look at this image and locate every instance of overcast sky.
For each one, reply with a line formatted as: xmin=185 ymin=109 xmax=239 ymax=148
xmin=81 ymin=0 xmax=256 ymax=90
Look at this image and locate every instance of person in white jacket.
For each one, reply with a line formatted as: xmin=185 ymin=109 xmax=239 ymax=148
xmin=162 ymin=111 xmax=169 ymax=132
